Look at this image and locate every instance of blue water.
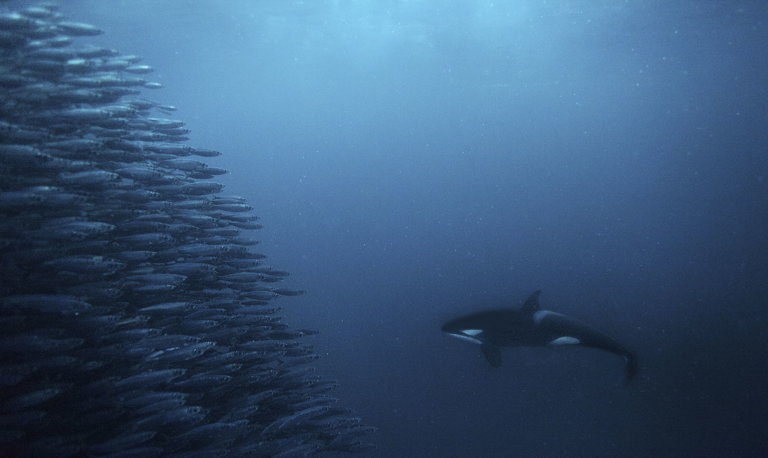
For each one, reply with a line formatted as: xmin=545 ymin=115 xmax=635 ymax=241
xmin=13 ymin=1 xmax=768 ymax=456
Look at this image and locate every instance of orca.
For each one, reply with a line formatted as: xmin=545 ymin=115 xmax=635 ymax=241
xmin=441 ymin=290 xmax=638 ymax=383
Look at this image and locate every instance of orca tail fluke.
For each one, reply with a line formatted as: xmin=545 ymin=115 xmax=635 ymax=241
xmin=623 ymin=351 xmax=639 ymax=384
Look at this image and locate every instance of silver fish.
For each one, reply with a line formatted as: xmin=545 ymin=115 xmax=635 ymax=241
xmin=0 ymin=4 xmax=371 ymax=456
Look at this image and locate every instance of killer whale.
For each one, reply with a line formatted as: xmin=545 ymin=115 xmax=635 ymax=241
xmin=441 ymin=290 xmax=638 ymax=383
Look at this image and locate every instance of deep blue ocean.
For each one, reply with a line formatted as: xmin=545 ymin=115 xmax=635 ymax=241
xmin=5 ymin=1 xmax=768 ymax=456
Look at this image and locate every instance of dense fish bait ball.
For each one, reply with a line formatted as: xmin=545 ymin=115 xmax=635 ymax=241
xmin=0 ymin=4 xmax=373 ymax=456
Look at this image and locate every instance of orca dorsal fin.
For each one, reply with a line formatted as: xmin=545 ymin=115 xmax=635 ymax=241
xmin=520 ymin=290 xmax=542 ymax=314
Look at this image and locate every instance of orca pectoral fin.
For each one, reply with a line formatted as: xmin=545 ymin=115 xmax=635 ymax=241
xmin=481 ymin=343 xmax=502 ymax=367
xmin=623 ymin=351 xmax=639 ymax=384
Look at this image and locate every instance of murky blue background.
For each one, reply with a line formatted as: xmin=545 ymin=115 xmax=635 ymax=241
xmin=11 ymin=1 xmax=768 ymax=456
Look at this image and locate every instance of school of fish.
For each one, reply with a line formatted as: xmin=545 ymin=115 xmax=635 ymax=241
xmin=0 ymin=3 xmax=373 ymax=456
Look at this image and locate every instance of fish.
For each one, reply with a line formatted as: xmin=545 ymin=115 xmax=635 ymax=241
xmin=442 ymin=290 xmax=639 ymax=383
xmin=0 ymin=3 xmax=372 ymax=456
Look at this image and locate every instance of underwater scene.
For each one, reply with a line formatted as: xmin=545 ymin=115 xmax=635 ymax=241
xmin=1 ymin=1 xmax=767 ymax=457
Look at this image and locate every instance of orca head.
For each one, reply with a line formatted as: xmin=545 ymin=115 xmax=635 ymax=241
xmin=441 ymin=318 xmax=485 ymax=345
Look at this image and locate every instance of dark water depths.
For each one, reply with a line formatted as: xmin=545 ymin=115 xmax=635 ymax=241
xmin=9 ymin=1 xmax=768 ymax=456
